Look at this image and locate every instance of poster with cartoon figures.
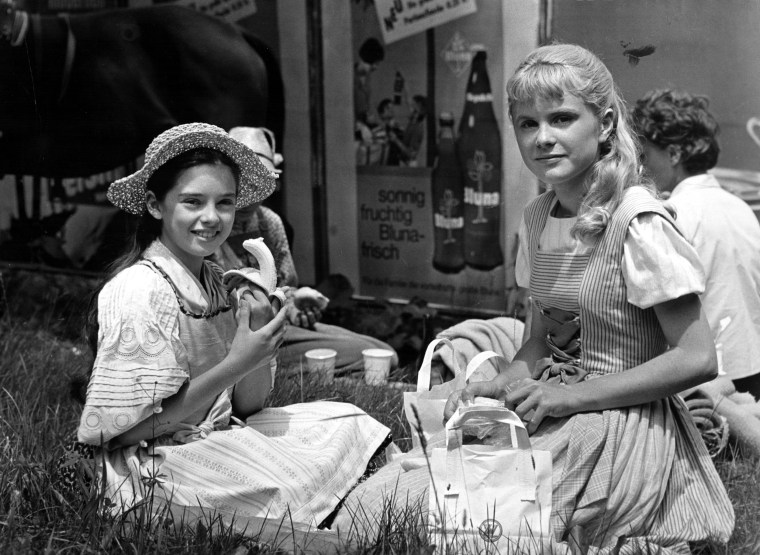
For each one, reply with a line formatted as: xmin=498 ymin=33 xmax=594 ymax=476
xmin=352 ymin=0 xmax=538 ymax=312
xmin=351 ymin=0 xmax=760 ymax=313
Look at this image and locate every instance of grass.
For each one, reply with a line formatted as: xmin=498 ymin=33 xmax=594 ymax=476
xmin=0 ymin=268 xmax=757 ymax=553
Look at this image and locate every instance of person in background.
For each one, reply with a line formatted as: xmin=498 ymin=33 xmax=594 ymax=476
xmin=353 ymin=38 xmax=386 ymax=163
xmin=388 ymin=94 xmax=428 ymax=167
xmin=354 ymin=37 xmax=385 ymax=128
xmin=213 ymin=126 xmax=399 ymax=375
xmin=632 ymin=89 xmax=760 ymax=399
xmin=377 ymin=97 xmax=398 ymax=128
xmin=379 ymin=94 xmax=428 ymax=167
xmin=376 ymin=98 xmax=404 ymax=165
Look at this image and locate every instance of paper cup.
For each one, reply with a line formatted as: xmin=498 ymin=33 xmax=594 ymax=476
xmin=304 ymin=348 xmax=337 ymax=382
xmin=362 ymin=348 xmax=394 ymax=386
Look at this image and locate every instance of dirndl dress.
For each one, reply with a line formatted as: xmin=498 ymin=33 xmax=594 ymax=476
xmin=515 ymin=198 xmax=734 ymax=552
xmin=77 ymin=240 xmax=389 ymax=525
xmin=333 ymin=199 xmax=734 ymax=554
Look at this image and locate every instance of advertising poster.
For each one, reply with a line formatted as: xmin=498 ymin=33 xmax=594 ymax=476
xmin=352 ymin=0 xmax=513 ymax=312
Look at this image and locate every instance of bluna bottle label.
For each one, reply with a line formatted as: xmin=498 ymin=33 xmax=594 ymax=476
xmin=457 ymin=48 xmax=503 ymax=271
xmin=431 ymin=112 xmax=465 ymax=273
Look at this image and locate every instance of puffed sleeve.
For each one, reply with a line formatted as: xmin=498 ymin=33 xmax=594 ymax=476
xmin=77 ymin=265 xmax=189 ymax=445
xmin=622 ymin=213 xmax=705 ymax=309
xmin=515 ymin=216 xmax=531 ymax=289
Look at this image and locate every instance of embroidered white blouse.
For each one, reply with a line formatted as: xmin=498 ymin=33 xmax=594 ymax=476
xmin=77 ymin=240 xmax=235 ymax=446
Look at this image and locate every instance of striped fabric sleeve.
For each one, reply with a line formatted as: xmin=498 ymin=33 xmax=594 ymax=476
xmin=77 ymin=265 xmax=189 ymax=445
xmin=622 ymin=213 xmax=706 ymax=309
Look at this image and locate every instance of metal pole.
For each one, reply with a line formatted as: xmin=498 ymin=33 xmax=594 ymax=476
xmin=538 ymin=0 xmax=553 ymax=45
xmin=306 ymin=0 xmax=329 ymax=283
xmin=425 ymin=27 xmax=436 ymax=167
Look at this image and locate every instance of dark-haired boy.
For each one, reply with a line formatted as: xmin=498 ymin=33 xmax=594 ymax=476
xmin=633 ymin=89 xmax=760 ymax=398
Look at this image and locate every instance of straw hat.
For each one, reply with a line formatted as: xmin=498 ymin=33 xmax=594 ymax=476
xmin=107 ymin=122 xmax=277 ymax=215
xmin=228 ymin=127 xmax=283 ymax=176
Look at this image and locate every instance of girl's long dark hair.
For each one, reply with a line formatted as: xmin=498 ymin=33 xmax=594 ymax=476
xmin=71 ymin=147 xmax=239 ymax=404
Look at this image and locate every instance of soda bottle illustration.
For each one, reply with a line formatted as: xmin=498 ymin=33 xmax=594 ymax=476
xmin=457 ymin=47 xmax=504 ymax=270
xmin=431 ymin=112 xmax=465 ymax=273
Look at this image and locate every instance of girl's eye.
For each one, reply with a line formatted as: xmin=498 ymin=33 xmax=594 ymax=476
xmin=183 ymin=198 xmax=201 ymax=206
xmin=218 ymin=199 xmax=236 ymax=207
xmin=519 ymin=120 xmax=537 ymax=129
xmin=554 ymin=114 xmax=575 ymax=125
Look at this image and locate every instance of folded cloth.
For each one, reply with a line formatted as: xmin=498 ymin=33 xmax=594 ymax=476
xmin=435 ymin=317 xmax=524 ymax=382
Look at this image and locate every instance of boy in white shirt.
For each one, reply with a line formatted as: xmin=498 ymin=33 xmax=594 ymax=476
xmin=633 ymin=89 xmax=760 ymax=398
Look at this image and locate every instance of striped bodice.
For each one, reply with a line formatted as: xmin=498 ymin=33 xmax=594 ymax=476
xmin=524 ymin=187 xmax=674 ymax=376
xmin=530 ymin=249 xmax=589 ymax=313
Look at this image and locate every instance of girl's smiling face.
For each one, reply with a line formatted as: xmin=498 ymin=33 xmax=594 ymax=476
xmin=147 ymin=163 xmax=237 ymax=275
xmin=512 ymin=94 xmax=612 ymax=193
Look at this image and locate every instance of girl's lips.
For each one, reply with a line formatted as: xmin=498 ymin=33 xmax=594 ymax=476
xmin=192 ymin=230 xmax=219 ymax=239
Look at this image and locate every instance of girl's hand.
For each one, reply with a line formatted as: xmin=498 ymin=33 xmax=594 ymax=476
xmin=506 ymin=378 xmax=580 ymax=434
xmin=443 ymin=379 xmax=509 ymax=422
xmin=241 ymin=287 xmax=276 ymax=331
xmin=229 ymin=299 xmax=287 ymax=370
xmin=286 ymin=304 xmax=321 ymax=328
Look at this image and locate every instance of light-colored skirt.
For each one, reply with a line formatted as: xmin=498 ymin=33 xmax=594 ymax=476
xmin=101 ymin=401 xmax=390 ymax=525
xmin=333 ymin=396 xmax=734 ymax=553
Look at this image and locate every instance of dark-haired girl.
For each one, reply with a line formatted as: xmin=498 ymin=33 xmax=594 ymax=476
xmin=76 ymin=123 xmax=390 ymax=525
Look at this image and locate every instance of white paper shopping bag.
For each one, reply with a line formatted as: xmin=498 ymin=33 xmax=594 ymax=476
xmin=404 ymin=338 xmax=509 ymax=449
xmin=403 ymin=338 xmax=461 ymax=449
xmin=404 ymin=343 xmax=511 ymax=449
xmin=428 ymin=405 xmax=553 ymax=552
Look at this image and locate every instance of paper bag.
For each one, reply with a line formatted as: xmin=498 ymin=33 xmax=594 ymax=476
xmin=403 ymin=344 xmax=508 ymax=449
xmin=404 ymin=338 xmax=470 ymax=449
xmin=428 ymin=405 xmax=552 ymax=552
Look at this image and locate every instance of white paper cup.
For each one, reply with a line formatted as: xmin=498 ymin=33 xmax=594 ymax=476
xmin=362 ymin=348 xmax=394 ymax=385
xmin=304 ymin=348 xmax=337 ymax=382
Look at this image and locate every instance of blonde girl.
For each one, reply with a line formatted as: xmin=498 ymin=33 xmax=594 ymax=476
xmin=445 ymin=43 xmax=734 ymax=551
xmin=333 ymin=45 xmax=734 ymax=552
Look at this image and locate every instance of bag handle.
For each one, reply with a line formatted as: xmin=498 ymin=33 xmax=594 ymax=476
xmin=444 ymin=405 xmax=538 ymax=504
xmin=416 ymin=337 xmax=462 ymax=392
xmin=463 ymin=350 xmax=508 ymax=384
xmin=418 ymin=343 xmax=507 ymax=393
xmin=445 ymin=405 xmax=528 ymax=439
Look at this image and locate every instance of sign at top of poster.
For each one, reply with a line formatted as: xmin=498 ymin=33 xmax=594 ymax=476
xmin=172 ymin=0 xmax=257 ymax=22
xmin=375 ymin=0 xmax=477 ymax=44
